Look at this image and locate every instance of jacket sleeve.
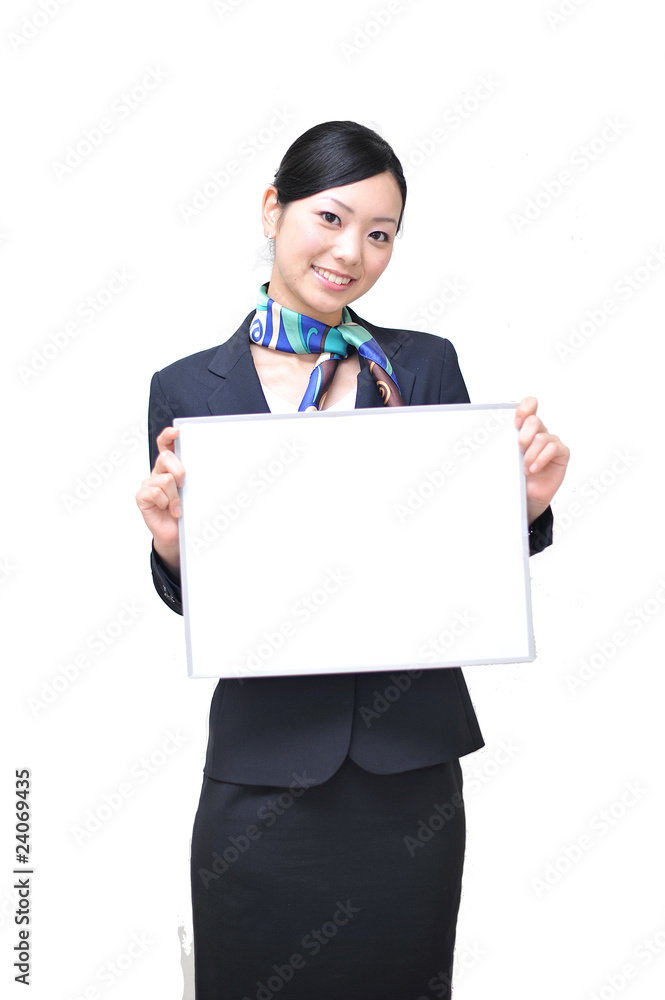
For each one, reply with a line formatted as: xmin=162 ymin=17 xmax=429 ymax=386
xmin=528 ymin=506 xmax=553 ymax=556
xmin=151 ymin=544 xmax=183 ymax=615
xmin=148 ymin=371 xmax=176 ymax=470
xmin=147 ymin=371 xmax=184 ymax=615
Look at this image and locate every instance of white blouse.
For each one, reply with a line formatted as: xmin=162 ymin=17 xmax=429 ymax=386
xmin=260 ymin=382 xmax=357 ymax=414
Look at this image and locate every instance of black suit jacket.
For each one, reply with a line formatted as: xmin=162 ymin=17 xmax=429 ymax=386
xmin=148 ymin=309 xmax=553 ymax=786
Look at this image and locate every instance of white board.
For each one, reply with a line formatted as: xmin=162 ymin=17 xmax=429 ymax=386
xmin=174 ymin=403 xmax=534 ymax=678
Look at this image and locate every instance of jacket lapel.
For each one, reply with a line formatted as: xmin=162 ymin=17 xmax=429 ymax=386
xmin=205 ymin=312 xmax=271 ymax=416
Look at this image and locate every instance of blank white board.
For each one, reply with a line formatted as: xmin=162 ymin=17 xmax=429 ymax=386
xmin=174 ymin=404 xmax=534 ymax=678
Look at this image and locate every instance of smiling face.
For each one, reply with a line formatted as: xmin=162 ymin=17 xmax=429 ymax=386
xmin=262 ymin=171 xmax=403 ymax=326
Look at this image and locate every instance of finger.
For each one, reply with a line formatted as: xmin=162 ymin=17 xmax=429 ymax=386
xmin=523 ymin=437 xmax=559 ymax=474
xmin=517 ymin=413 xmax=547 ymax=452
xmin=156 ymin=426 xmax=180 ymax=455
xmin=153 ymin=471 xmax=183 ymax=517
xmin=523 ymin=435 xmax=568 ymax=474
xmin=136 ymin=483 xmax=170 ymax=514
xmin=153 ymin=447 xmax=186 ymax=486
xmin=514 ymin=395 xmax=538 ymax=429
xmin=137 ymin=473 xmax=182 ymax=517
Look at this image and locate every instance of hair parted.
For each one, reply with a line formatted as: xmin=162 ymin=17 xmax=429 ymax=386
xmin=271 ymin=121 xmax=407 ymax=233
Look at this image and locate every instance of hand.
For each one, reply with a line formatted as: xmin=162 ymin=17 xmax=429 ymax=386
xmin=514 ymin=397 xmax=570 ymax=524
xmin=135 ymin=427 xmax=185 ymax=572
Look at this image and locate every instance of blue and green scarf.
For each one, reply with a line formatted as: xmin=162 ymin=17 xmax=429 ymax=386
xmin=249 ymin=283 xmax=404 ymax=411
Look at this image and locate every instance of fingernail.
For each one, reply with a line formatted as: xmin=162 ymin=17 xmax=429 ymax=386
xmin=174 ymin=504 xmax=182 ymax=517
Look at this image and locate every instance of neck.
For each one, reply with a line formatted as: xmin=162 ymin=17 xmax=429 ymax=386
xmin=265 ymin=282 xmax=345 ymax=328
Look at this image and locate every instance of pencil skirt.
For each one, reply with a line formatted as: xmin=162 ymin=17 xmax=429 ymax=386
xmin=190 ymin=754 xmax=466 ymax=1000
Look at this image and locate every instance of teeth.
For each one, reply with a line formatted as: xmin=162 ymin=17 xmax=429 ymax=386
xmin=314 ymin=266 xmax=352 ymax=285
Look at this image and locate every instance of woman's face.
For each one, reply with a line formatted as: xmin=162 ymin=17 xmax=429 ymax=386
xmin=263 ymin=171 xmax=403 ymax=326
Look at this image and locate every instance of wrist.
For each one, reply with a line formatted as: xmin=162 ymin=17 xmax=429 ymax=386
xmin=153 ymin=539 xmax=180 ymax=574
xmin=527 ymin=500 xmax=549 ymax=526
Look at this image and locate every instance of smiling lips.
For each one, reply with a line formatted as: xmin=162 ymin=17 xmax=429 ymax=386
xmin=312 ymin=264 xmax=355 ymax=287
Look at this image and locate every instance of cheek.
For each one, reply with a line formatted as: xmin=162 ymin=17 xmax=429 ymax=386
xmin=284 ymin=232 xmax=322 ymax=273
xmin=366 ymin=250 xmax=392 ymax=282
xmin=301 ymin=231 xmax=325 ymax=260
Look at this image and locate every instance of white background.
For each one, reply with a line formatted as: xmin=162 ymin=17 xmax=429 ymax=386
xmin=2 ymin=1 xmax=663 ymax=998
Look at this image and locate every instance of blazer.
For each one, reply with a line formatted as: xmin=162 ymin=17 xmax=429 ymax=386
xmin=148 ymin=309 xmax=553 ymax=786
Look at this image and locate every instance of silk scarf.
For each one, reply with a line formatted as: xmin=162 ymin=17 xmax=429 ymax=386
xmin=249 ymin=283 xmax=404 ymax=411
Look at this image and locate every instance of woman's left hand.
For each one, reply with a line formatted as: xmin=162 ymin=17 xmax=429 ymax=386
xmin=515 ymin=396 xmax=570 ymax=524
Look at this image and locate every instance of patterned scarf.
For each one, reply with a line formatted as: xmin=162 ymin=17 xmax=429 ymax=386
xmin=249 ymin=283 xmax=404 ymax=411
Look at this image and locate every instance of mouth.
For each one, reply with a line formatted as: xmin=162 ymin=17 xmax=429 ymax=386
xmin=312 ymin=265 xmax=356 ymax=288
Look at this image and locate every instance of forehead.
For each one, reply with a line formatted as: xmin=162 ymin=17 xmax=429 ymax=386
xmin=307 ymin=172 xmax=403 ymax=220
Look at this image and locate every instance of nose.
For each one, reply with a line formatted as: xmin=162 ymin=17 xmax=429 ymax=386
xmin=331 ymin=228 xmax=362 ymax=268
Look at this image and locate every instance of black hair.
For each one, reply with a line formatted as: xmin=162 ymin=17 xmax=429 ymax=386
xmin=272 ymin=121 xmax=407 ymax=233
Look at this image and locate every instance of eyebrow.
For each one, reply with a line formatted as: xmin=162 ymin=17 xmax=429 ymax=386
xmin=326 ymin=197 xmax=397 ymax=226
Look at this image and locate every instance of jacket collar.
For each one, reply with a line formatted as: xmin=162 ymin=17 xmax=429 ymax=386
xmin=205 ymin=308 xmax=417 ymax=416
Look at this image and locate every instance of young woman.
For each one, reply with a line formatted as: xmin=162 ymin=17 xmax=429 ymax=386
xmin=136 ymin=121 xmax=569 ymax=999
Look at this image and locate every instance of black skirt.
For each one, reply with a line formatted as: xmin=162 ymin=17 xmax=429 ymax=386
xmin=190 ymin=754 xmax=466 ymax=1000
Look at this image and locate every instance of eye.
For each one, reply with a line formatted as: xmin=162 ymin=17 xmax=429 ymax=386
xmin=321 ymin=211 xmax=340 ymax=225
xmin=369 ymin=231 xmax=392 ymax=244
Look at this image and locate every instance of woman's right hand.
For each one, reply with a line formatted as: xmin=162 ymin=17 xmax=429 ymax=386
xmin=135 ymin=427 xmax=185 ymax=573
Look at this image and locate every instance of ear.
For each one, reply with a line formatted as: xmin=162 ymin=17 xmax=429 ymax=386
xmin=261 ymin=185 xmax=281 ymax=238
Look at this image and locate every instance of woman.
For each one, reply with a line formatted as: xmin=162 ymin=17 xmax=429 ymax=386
xmin=136 ymin=121 xmax=569 ymax=999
